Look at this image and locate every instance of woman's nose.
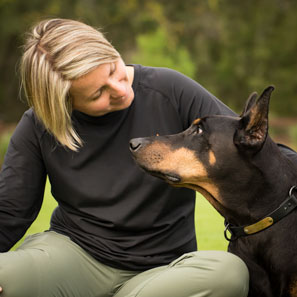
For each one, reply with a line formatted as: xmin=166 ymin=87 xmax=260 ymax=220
xmin=109 ymin=79 xmax=126 ymax=99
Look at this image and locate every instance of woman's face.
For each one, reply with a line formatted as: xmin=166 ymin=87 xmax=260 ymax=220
xmin=70 ymin=58 xmax=134 ymax=117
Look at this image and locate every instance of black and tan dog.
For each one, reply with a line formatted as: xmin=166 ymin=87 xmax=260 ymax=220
xmin=129 ymin=86 xmax=297 ymax=297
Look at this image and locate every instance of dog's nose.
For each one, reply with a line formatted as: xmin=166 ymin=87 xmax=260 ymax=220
xmin=129 ymin=138 xmax=142 ymax=152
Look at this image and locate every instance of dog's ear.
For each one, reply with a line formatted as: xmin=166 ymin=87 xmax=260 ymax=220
xmin=239 ymin=92 xmax=258 ymax=117
xmin=234 ymin=86 xmax=274 ymax=152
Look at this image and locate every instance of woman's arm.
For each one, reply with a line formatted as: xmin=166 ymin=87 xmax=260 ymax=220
xmin=0 ymin=110 xmax=47 ymax=251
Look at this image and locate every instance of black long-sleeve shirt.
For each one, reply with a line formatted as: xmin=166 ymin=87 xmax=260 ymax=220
xmin=1 ymin=64 xmax=296 ymax=270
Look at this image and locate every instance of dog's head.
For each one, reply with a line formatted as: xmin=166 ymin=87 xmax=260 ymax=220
xmin=129 ymin=86 xmax=274 ymax=209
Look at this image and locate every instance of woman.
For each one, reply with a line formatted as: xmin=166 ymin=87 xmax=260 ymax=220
xmin=0 ymin=18 xmax=250 ymax=297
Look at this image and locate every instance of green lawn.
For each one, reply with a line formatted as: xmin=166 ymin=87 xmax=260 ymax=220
xmin=13 ymin=183 xmax=228 ymax=251
xmin=195 ymin=194 xmax=228 ymax=251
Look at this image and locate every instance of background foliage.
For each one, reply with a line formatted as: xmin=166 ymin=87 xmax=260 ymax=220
xmin=0 ymin=0 xmax=297 ymax=123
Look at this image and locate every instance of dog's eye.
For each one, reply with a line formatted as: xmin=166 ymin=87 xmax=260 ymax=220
xmin=193 ymin=125 xmax=203 ymax=135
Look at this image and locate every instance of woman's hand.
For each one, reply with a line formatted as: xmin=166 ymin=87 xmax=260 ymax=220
xmin=0 ymin=286 xmax=2 ymax=293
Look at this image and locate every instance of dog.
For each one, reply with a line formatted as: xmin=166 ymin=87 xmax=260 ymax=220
xmin=129 ymin=86 xmax=297 ymax=297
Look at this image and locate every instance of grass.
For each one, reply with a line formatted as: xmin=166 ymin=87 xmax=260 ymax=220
xmin=195 ymin=194 xmax=228 ymax=250
xmin=12 ymin=183 xmax=228 ymax=251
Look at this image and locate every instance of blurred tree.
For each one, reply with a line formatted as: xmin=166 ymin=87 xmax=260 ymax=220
xmin=131 ymin=27 xmax=195 ymax=78
xmin=158 ymin=0 xmax=297 ymax=113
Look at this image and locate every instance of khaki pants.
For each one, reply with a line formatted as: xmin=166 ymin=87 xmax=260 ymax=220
xmin=0 ymin=231 xmax=249 ymax=297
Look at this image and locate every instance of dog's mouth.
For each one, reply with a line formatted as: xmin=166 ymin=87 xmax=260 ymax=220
xmin=148 ymin=170 xmax=182 ymax=184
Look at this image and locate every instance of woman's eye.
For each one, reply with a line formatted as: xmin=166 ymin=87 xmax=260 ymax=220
xmin=91 ymin=89 xmax=103 ymax=101
xmin=110 ymin=63 xmax=116 ymax=75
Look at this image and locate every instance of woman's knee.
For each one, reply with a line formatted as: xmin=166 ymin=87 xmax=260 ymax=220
xmin=0 ymin=250 xmax=40 ymax=297
xmin=171 ymin=251 xmax=249 ymax=297
xmin=202 ymin=251 xmax=249 ymax=297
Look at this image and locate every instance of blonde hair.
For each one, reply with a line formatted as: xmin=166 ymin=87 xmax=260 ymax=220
xmin=20 ymin=18 xmax=120 ymax=151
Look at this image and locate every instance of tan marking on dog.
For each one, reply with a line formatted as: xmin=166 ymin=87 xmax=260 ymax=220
xmin=158 ymin=147 xmax=207 ymax=180
xmin=208 ymin=150 xmax=216 ymax=166
xmin=138 ymin=141 xmax=224 ymax=209
xmin=140 ymin=142 xmax=223 ymax=201
xmin=139 ymin=142 xmax=207 ymax=179
xmin=139 ymin=142 xmax=170 ymax=166
xmin=193 ymin=118 xmax=201 ymax=125
xmin=199 ymin=182 xmax=219 ymax=200
xmin=187 ymin=182 xmax=221 ymax=203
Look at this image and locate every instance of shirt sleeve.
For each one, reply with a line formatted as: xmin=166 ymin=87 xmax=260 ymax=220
xmin=0 ymin=110 xmax=46 ymax=251
xmin=151 ymin=67 xmax=236 ymax=129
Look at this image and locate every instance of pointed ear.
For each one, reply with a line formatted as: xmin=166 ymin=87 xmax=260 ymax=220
xmin=239 ymin=92 xmax=258 ymax=117
xmin=234 ymin=86 xmax=274 ymax=152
